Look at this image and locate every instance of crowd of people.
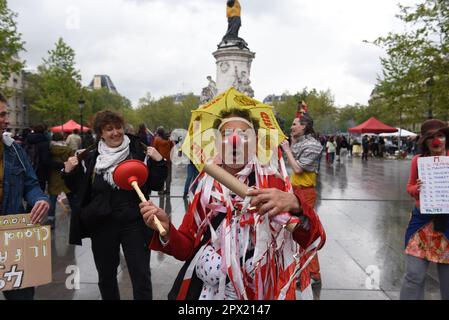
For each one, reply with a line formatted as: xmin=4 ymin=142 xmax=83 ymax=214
xmin=307 ymin=133 xmax=421 ymax=165
xmin=5 ymin=120 xmax=179 ymax=224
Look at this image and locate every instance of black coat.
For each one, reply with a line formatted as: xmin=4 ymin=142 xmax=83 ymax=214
xmin=63 ymin=134 xmax=168 ymax=245
xmin=24 ymin=132 xmax=51 ymax=181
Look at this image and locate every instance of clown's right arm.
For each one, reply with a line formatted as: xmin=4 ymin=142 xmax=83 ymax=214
xmin=140 ymin=201 xmax=201 ymax=261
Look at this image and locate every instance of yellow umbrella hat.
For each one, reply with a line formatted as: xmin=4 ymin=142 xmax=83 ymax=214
xmin=181 ymin=87 xmax=287 ymax=171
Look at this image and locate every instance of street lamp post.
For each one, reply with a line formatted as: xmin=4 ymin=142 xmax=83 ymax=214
xmin=78 ymin=99 xmax=85 ymax=147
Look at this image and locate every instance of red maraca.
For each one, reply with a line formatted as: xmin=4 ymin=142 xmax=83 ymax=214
xmin=113 ymin=160 xmax=167 ymax=236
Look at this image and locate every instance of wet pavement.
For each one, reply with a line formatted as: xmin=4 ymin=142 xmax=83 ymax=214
xmin=2 ymin=155 xmax=443 ymax=300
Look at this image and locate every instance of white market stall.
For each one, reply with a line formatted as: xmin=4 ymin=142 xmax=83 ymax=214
xmin=379 ymin=128 xmax=417 ymax=137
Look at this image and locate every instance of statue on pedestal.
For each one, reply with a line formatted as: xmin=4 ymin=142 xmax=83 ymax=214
xmin=219 ymin=0 xmax=248 ymax=49
xmin=200 ymin=76 xmax=218 ymax=104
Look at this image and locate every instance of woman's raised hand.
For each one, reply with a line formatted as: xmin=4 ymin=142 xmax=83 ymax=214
xmin=146 ymin=146 xmax=163 ymax=162
xmin=64 ymin=156 xmax=79 ymax=173
xmin=281 ymin=140 xmax=291 ymax=152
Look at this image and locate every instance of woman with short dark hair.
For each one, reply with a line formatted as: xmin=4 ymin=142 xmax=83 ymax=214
xmin=63 ymin=110 xmax=168 ymax=300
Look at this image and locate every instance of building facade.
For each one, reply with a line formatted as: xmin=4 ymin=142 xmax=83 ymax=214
xmin=3 ymin=70 xmax=29 ymax=132
xmin=88 ymin=75 xmax=118 ymax=94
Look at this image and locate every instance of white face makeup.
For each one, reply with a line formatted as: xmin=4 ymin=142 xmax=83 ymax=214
xmin=217 ymin=118 xmax=256 ymax=170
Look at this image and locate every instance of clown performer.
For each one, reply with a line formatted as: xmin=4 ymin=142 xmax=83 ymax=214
xmin=400 ymin=119 xmax=449 ymax=300
xmin=139 ymin=89 xmax=325 ymax=300
xmin=280 ymin=113 xmax=323 ymax=290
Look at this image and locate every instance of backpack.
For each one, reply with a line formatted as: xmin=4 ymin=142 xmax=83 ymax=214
xmin=23 ymin=143 xmax=40 ymax=171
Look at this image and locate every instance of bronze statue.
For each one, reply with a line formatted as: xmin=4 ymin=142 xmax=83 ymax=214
xmin=219 ymin=0 xmax=248 ymax=49
xmin=223 ymin=0 xmax=241 ymax=41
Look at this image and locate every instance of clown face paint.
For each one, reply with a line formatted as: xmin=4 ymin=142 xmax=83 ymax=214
xmin=426 ymin=133 xmax=446 ymax=155
xmin=218 ymin=119 xmax=256 ymax=171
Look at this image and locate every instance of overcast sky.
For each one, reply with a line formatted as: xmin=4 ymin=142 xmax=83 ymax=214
xmin=10 ymin=0 xmax=417 ymax=107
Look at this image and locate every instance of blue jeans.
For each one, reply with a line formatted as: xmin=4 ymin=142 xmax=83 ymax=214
xmin=183 ymin=163 xmax=199 ymax=196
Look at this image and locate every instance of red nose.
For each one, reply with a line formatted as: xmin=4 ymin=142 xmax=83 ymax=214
xmin=228 ymin=132 xmax=241 ymax=147
xmin=431 ymin=138 xmax=443 ymax=147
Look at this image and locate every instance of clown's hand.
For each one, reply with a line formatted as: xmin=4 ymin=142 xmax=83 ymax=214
xmin=248 ymin=188 xmax=301 ymax=218
xmin=139 ymin=201 xmax=170 ymax=239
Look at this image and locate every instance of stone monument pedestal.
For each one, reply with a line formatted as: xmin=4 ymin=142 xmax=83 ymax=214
xmin=213 ymin=41 xmax=255 ymax=97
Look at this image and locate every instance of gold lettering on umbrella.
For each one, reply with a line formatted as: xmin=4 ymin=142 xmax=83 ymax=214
xmin=234 ymin=95 xmax=257 ymax=106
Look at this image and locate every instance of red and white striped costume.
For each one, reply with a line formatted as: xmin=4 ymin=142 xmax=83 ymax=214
xmin=150 ymin=150 xmax=325 ymax=300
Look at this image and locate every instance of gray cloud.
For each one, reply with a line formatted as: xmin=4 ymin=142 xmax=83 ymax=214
xmin=9 ymin=0 xmax=417 ymax=107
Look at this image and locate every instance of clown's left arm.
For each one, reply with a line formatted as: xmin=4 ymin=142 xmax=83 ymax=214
xmin=290 ymin=188 xmax=326 ymax=250
xmin=248 ymin=182 xmax=325 ymax=250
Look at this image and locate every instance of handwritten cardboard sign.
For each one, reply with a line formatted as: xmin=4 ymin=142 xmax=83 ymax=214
xmin=418 ymin=156 xmax=449 ymax=214
xmin=0 ymin=214 xmax=52 ymax=291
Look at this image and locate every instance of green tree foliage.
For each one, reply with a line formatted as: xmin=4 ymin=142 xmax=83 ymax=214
xmin=273 ymin=88 xmax=339 ymax=135
xmin=135 ymin=93 xmax=199 ymax=131
xmin=0 ymin=0 xmax=25 ymax=91
xmin=88 ymin=87 xmax=131 ymax=114
xmin=25 ymin=38 xmax=134 ymax=127
xmin=372 ymin=0 xmax=449 ymax=122
xmin=26 ymin=38 xmax=82 ymax=125
xmin=336 ymin=104 xmax=368 ymax=132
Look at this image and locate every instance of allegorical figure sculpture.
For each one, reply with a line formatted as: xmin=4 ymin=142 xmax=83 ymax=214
xmin=233 ymin=66 xmax=254 ymax=97
xmin=200 ymin=76 xmax=218 ymax=104
xmin=207 ymin=76 xmax=218 ymax=96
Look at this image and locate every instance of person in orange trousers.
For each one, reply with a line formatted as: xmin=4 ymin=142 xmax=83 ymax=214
xmin=281 ymin=113 xmax=323 ymax=286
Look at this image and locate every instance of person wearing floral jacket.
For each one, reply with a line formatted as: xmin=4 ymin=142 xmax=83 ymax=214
xmin=400 ymin=119 xmax=449 ymax=300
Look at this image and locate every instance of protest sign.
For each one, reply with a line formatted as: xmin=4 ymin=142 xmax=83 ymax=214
xmin=0 ymin=214 xmax=52 ymax=291
xmin=418 ymin=156 xmax=449 ymax=214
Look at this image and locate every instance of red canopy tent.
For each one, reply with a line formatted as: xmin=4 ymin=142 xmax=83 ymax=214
xmin=348 ymin=117 xmax=398 ymax=134
xmin=51 ymin=120 xmax=90 ymax=133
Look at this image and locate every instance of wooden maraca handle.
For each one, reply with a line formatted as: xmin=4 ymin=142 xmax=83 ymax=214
xmin=130 ymin=181 xmax=167 ymax=236
xmin=203 ymin=163 xmax=298 ymax=232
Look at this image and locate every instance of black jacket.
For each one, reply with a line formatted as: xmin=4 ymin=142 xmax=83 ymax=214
xmin=24 ymin=132 xmax=51 ymax=181
xmin=63 ymin=134 xmax=168 ymax=245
